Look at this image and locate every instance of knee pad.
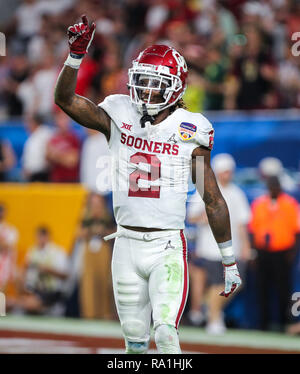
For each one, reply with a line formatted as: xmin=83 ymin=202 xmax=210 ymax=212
xmin=155 ymin=324 xmax=181 ymax=354
xmin=122 ymin=320 xmax=149 ymax=354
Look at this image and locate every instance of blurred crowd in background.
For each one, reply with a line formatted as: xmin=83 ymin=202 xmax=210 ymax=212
xmin=0 ymin=0 xmax=300 ymax=336
xmin=1 ymin=0 xmax=300 ymax=120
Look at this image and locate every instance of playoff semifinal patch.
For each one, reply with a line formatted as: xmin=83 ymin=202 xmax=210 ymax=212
xmin=178 ymin=122 xmax=197 ymax=141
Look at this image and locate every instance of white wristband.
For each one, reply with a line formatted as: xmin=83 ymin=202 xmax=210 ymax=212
xmin=64 ymin=54 xmax=84 ymax=69
xmin=218 ymin=240 xmax=235 ymax=265
xmin=219 ymin=246 xmax=234 ymax=257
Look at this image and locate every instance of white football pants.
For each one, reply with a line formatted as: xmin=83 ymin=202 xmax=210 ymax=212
xmin=109 ymin=226 xmax=189 ymax=353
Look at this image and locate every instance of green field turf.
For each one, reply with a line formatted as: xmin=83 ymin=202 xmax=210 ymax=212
xmin=0 ymin=315 xmax=299 ymax=352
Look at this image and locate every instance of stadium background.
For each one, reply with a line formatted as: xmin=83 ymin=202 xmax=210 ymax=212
xmin=0 ymin=0 xmax=300 ymax=354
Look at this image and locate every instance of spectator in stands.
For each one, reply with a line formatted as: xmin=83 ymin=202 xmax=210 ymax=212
xmin=46 ymin=109 xmax=81 ymax=183
xmin=145 ymin=0 xmax=169 ymax=33
xmin=14 ymin=226 xmax=69 ymax=316
xmin=163 ymin=20 xmax=196 ymax=55
xmin=22 ymin=113 xmax=53 ymax=182
xmin=229 ymin=25 xmax=278 ymax=110
xmin=258 ymin=157 xmax=297 ymax=193
xmin=0 ymin=204 xmax=18 ymax=293
xmin=202 ymin=46 xmax=229 ymax=110
xmin=187 ymin=153 xmax=251 ymax=334
xmin=93 ymin=49 xmax=128 ymax=102
xmin=123 ymin=0 xmax=148 ymax=37
xmin=0 ymin=139 xmax=16 ymax=182
xmin=26 ymin=49 xmax=58 ymax=121
xmin=78 ymin=192 xmax=115 ymax=320
xmin=2 ymin=54 xmax=30 ymax=116
xmin=193 ymin=0 xmax=238 ymax=45
xmin=80 ymin=128 xmax=111 ymax=194
xmin=183 ymin=66 xmax=205 ymax=113
xmin=11 ymin=0 xmax=42 ymax=48
xmin=2 ymin=0 xmax=300 ymax=113
xmin=22 ymin=15 xmax=69 ymax=76
xmin=17 ymin=69 xmax=36 ymax=117
xmin=249 ymin=175 xmax=300 ymax=331
xmin=7 ymin=0 xmax=74 ymax=55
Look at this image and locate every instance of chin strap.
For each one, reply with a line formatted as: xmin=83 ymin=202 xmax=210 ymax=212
xmin=140 ymin=103 xmax=155 ymax=128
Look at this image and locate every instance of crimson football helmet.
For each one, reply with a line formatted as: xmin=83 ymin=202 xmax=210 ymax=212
xmin=128 ymin=45 xmax=188 ymax=116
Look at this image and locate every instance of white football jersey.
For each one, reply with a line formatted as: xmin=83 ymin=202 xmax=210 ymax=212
xmin=98 ymin=95 xmax=214 ymax=229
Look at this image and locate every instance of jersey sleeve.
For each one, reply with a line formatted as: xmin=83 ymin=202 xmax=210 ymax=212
xmin=98 ymin=95 xmax=116 ymax=120
xmin=193 ymin=114 xmax=214 ymax=150
xmin=98 ymin=94 xmax=129 ymax=125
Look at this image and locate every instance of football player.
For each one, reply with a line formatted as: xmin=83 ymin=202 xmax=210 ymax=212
xmin=54 ymin=15 xmax=242 ymax=354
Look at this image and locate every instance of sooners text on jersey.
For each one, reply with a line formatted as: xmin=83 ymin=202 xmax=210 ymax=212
xmin=98 ymin=95 xmax=214 ymax=229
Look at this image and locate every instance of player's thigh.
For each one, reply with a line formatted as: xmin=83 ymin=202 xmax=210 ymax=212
xmin=111 ymin=237 xmax=151 ymax=334
xmin=149 ymin=233 xmax=189 ymax=330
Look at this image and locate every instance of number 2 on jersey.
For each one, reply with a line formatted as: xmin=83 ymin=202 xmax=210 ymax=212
xmin=128 ymin=152 xmax=161 ymax=198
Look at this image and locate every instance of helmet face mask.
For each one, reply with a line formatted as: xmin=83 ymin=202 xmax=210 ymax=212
xmin=135 ymin=74 xmax=170 ymax=103
xmin=128 ymin=45 xmax=188 ymax=116
xmin=129 ymin=70 xmax=175 ymax=108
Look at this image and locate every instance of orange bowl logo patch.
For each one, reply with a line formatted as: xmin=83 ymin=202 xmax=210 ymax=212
xmin=178 ymin=122 xmax=197 ymax=141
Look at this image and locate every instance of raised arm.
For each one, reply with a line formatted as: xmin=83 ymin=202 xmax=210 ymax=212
xmin=54 ymin=66 xmax=111 ymax=139
xmin=54 ymin=15 xmax=111 ymax=140
xmin=191 ymin=146 xmax=242 ymax=297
